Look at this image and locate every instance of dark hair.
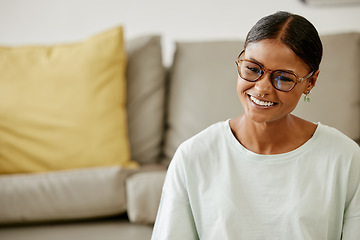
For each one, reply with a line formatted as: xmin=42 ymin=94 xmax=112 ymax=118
xmin=244 ymin=11 xmax=323 ymax=72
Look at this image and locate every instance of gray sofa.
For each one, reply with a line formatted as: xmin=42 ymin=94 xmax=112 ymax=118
xmin=0 ymin=30 xmax=359 ymax=240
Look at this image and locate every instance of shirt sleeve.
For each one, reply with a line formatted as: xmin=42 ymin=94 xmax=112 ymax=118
xmin=151 ymin=146 xmax=199 ymax=240
xmin=342 ymin=147 xmax=360 ymax=239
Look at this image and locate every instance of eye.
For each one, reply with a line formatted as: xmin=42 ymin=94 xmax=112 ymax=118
xmin=273 ymin=71 xmax=296 ymax=83
xmin=238 ymin=60 xmax=263 ymax=81
xmin=275 ymin=75 xmax=294 ymax=82
xmin=246 ymin=66 xmax=260 ymax=73
xmin=242 ymin=61 xmax=261 ymax=74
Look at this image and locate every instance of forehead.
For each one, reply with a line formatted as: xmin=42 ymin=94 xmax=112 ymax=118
xmin=244 ymin=39 xmax=310 ymax=72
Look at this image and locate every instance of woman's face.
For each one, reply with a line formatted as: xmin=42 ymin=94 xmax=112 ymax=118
xmin=237 ymin=39 xmax=318 ymax=124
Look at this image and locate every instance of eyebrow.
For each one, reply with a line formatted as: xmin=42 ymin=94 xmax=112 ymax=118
xmin=247 ymin=57 xmax=264 ymax=67
xmin=246 ymin=57 xmax=297 ymax=74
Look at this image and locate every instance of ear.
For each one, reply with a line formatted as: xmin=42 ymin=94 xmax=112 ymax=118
xmin=304 ymin=70 xmax=319 ymax=94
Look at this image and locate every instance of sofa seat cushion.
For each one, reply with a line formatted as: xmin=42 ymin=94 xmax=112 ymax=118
xmin=0 ymin=166 xmax=136 ymax=224
xmin=126 ymin=170 xmax=166 ymax=224
xmin=0 ymin=217 xmax=153 ymax=240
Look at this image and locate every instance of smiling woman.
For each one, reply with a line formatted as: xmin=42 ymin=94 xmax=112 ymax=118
xmin=151 ymin=11 xmax=360 ymax=240
xmin=232 ymin=38 xmax=319 ymax=151
xmin=230 ymin=11 xmax=322 ymax=154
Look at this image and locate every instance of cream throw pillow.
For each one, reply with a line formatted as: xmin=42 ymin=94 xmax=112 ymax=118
xmin=0 ymin=27 xmax=137 ymax=174
xmin=126 ymin=35 xmax=166 ymax=165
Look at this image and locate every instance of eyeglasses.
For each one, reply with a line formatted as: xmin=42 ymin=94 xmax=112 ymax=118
xmin=235 ymin=50 xmax=314 ymax=92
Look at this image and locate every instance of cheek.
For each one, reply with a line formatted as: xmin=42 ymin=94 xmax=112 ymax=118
xmin=237 ymin=78 xmax=247 ymax=103
xmin=283 ymin=84 xmax=307 ymax=104
xmin=237 ymin=78 xmax=255 ymax=109
xmin=278 ymin=90 xmax=303 ymax=109
xmin=236 ymin=78 xmax=242 ymax=95
xmin=236 ymin=77 xmax=251 ymax=96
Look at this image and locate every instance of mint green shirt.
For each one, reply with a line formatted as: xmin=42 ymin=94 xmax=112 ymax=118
xmin=152 ymin=121 xmax=360 ymax=239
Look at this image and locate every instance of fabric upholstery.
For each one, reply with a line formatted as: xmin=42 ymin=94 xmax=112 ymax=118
xmin=293 ymin=32 xmax=360 ymax=140
xmin=126 ymin=35 xmax=166 ymax=165
xmin=0 ymin=166 xmax=136 ymax=224
xmin=0 ymin=32 xmax=166 ymax=223
xmin=126 ymin=171 xmax=166 ymax=224
xmin=1 ymin=31 xmax=359 ymax=232
xmin=163 ymin=40 xmax=245 ymax=164
xmin=164 ymin=33 xmax=360 ymax=164
xmin=0 ymin=27 xmax=137 ymax=174
xmin=0 ymin=218 xmax=153 ymax=240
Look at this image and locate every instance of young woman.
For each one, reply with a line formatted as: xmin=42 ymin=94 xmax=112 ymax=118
xmin=151 ymin=11 xmax=360 ymax=239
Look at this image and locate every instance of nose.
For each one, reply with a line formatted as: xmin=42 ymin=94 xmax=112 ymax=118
xmin=255 ymin=72 xmax=273 ymax=93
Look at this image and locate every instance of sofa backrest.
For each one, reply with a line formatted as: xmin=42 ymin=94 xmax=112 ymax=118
xmin=163 ymin=40 xmax=244 ymax=164
xmin=162 ymin=32 xmax=360 ymax=164
xmin=293 ymin=33 xmax=360 ymax=140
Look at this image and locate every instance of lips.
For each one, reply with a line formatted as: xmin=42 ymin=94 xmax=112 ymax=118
xmin=249 ymin=95 xmax=276 ymax=107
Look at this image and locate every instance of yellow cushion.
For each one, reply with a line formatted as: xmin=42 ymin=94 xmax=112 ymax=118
xmin=0 ymin=27 xmax=138 ymax=174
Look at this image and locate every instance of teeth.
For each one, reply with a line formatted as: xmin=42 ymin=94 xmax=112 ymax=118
xmin=250 ymin=95 xmax=274 ymax=107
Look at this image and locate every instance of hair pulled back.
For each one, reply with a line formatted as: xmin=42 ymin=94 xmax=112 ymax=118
xmin=245 ymin=11 xmax=323 ymax=72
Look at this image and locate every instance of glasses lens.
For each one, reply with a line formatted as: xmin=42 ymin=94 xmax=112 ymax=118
xmin=239 ymin=60 xmax=262 ymax=81
xmin=272 ymin=71 xmax=296 ymax=91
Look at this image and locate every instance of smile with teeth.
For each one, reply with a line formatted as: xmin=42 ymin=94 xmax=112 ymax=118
xmin=250 ymin=95 xmax=275 ymax=107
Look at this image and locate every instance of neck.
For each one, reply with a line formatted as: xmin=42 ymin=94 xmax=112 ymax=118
xmin=230 ymin=114 xmax=315 ymax=155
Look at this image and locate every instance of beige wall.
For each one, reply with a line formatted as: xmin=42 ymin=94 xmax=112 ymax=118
xmin=0 ymin=0 xmax=359 ymax=64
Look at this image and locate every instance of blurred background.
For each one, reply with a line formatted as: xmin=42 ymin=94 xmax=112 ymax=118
xmin=0 ymin=0 xmax=359 ymax=65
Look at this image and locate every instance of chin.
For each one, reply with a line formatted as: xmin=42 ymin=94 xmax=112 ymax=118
xmin=244 ymin=111 xmax=290 ymax=125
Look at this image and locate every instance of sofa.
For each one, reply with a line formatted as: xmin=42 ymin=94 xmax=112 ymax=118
xmin=0 ymin=27 xmax=359 ymax=240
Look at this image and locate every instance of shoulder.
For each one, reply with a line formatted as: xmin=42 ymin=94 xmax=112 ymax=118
xmin=315 ymin=123 xmax=360 ymax=162
xmin=178 ymin=120 xmax=229 ymax=153
xmin=317 ymin=124 xmax=359 ymax=150
xmin=165 ymin=120 xmax=230 ymax=187
xmin=170 ymin=120 xmax=231 ymax=167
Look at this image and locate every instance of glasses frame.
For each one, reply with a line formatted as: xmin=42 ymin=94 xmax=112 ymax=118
xmin=235 ymin=50 xmax=315 ymax=92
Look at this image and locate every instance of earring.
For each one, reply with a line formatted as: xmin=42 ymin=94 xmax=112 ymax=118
xmin=304 ymin=91 xmax=311 ymax=103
